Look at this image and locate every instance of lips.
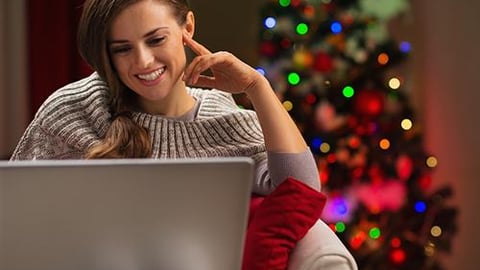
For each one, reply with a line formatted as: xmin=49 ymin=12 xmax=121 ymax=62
xmin=136 ymin=67 xmax=166 ymax=81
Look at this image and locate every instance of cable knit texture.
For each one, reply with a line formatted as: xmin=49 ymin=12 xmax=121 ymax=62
xmin=11 ymin=73 xmax=273 ymax=193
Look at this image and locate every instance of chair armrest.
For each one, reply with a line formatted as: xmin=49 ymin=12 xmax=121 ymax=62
xmin=288 ymin=219 xmax=358 ymax=270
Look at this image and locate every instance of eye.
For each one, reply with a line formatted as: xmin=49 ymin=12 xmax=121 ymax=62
xmin=111 ymin=45 xmax=131 ymax=55
xmin=147 ymin=36 xmax=166 ymax=46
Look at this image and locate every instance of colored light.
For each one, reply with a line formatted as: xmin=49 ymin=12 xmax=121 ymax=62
xmin=330 ymin=21 xmax=342 ymax=34
xmin=304 ymin=5 xmax=315 ymax=17
xmin=296 ymin=23 xmax=309 ymax=35
xmin=312 ymin=137 xmax=323 ymax=149
xmin=379 ymin=138 xmax=390 ymax=150
xmin=400 ymin=41 xmax=411 ymax=53
xmin=378 ymin=53 xmax=389 ymax=65
xmin=389 ymin=77 xmax=401 ymax=89
xmin=279 ymin=0 xmax=291 ymax=7
xmin=287 ymin=72 xmax=301 ymax=85
xmin=390 ymin=249 xmax=406 ymax=264
xmin=391 ymin=237 xmax=401 ymax=248
xmin=401 ymin=119 xmax=413 ymax=130
xmin=334 ymin=198 xmax=348 ymax=215
xmin=305 ymin=93 xmax=317 ymax=104
xmin=426 ymin=156 xmax=438 ymax=168
xmin=336 ymin=222 xmax=346 ymax=233
xmin=283 ymin=100 xmax=293 ymax=111
xmin=264 ymin=17 xmax=277 ymax=29
xmin=350 ymin=231 xmax=367 ymax=249
xmin=342 ymin=86 xmax=355 ymax=98
xmin=431 ymin=226 xmax=442 ymax=237
xmin=369 ymin=227 xmax=381 ymax=239
xmin=320 ymin=142 xmax=331 ymax=153
xmin=414 ymin=201 xmax=427 ymax=213
xmin=256 ymin=67 xmax=266 ymax=76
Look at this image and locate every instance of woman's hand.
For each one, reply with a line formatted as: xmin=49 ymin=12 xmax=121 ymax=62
xmin=182 ymin=34 xmax=266 ymax=95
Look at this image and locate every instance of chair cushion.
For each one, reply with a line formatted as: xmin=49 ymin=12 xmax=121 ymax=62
xmin=242 ymin=177 xmax=326 ymax=270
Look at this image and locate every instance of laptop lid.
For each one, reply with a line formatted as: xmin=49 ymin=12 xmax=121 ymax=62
xmin=0 ymin=157 xmax=253 ymax=270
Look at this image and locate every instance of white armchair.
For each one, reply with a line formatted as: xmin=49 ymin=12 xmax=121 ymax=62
xmin=289 ymin=219 xmax=358 ymax=270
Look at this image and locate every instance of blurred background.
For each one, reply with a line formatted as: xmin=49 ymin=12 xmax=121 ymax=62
xmin=0 ymin=0 xmax=479 ymax=269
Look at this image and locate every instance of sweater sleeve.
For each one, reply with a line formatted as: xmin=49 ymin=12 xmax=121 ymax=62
xmin=252 ymin=149 xmax=321 ymax=195
xmin=10 ymin=121 xmax=82 ymax=160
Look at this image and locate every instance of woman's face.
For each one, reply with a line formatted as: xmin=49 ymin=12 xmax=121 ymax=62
xmin=108 ymin=0 xmax=193 ymax=114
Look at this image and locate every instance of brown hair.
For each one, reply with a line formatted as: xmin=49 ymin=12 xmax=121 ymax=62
xmin=77 ymin=0 xmax=190 ymax=158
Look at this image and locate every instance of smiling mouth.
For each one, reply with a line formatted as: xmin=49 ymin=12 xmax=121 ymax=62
xmin=137 ymin=67 xmax=166 ymax=81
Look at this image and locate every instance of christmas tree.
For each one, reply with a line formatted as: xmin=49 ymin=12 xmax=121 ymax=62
xmin=254 ymin=0 xmax=458 ymax=269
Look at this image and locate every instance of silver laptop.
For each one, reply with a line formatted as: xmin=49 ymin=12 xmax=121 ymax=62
xmin=0 ymin=158 xmax=254 ymax=270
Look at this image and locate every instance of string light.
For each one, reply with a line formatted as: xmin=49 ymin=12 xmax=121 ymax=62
xmin=342 ymin=86 xmax=355 ymax=98
xmin=287 ymin=72 xmax=301 ymax=85
xmin=330 ymin=21 xmax=342 ymax=34
xmin=426 ymin=156 xmax=438 ymax=168
xmin=311 ymin=137 xmax=323 ymax=149
xmin=283 ymin=100 xmax=293 ymax=111
xmin=296 ymin=23 xmax=309 ymax=35
xmin=264 ymin=17 xmax=277 ymax=29
xmin=390 ymin=249 xmax=406 ymax=264
xmin=378 ymin=53 xmax=389 ymax=65
xmin=414 ymin=201 xmax=427 ymax=213
xmin=431 ymin=226 xmax=442 ymax=237
xmin=256 ymin=67 xmax=266 ymax=76
xmin=379 ymin=138 xmax=390 ymax=150
xmin=389 ymin=77 xmax=401 ymax=89
xmin=279 ymin=0 xmax=291 ymax=7
xmin=391 ymin=237 xmax=401 ymax=248
xmin=320 ymin=142 xmax=331 ymax=153
xmin=369 ymin=227 xmax=381 ymax=239
xmin=401 ymin=118 xmax=413 ymax=130
xmin=399 ymin=41 xmax=411 ymax=53
xmin=336 ymin=222 xmax=346 ymax=233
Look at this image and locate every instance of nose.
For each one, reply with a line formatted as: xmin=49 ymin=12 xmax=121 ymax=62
xmin=134 ymin=46 xmax=155 ymax=69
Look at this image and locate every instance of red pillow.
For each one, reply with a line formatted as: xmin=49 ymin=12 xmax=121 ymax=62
xmin=242 ymin=177 xmax=326 ymax=270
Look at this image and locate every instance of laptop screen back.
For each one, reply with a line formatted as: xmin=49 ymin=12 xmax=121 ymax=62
xmin=0 ymin=158 xmax=253 ymax=270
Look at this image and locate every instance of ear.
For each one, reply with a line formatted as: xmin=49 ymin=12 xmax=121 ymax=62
xmin=183 ymin=11 xmax=195 ymax=38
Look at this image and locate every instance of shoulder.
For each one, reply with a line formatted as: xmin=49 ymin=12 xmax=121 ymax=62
xmin=36 ymin=72 xmax=110 ymax=119
xmin=33 ymin=72 xmax=112 ymax=140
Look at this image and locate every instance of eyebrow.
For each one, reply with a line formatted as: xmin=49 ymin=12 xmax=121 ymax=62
xmin=109 ymin=27 xmax=167 ymax=44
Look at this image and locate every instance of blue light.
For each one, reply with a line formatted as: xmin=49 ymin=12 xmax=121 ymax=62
xmin=264 ymin=17 xmax=277 ymax=29
xmin=330 ymin=21 xmax=342 ymax=34
xmin=334 ymin=199 xmax=348 ymax=215
xmin=399 ymin=41 xmax=411 ymax=53
xmin=414 ymin=201 xmax=427 ymax=213
xmin=312 ymin=137 xmax=323 ymax=149
xmin=256 ymin=67 xmax=266 ymax=76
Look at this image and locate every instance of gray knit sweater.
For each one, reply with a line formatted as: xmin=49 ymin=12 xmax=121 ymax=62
xmin=11 ymin=73 xmax=320 ymax=194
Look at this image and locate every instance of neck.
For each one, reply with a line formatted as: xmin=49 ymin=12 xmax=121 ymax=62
xmin=138 ymin=86 xmax=196 ymax=117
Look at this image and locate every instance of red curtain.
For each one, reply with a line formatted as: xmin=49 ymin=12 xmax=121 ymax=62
xmin=27 ymin=0 xmax=91 ymax=119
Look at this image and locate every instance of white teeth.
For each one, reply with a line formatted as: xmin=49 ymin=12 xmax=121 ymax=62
xmin=137 ymin=67 xmax=165 ymax=81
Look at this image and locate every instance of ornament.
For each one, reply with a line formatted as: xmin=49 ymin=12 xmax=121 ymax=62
xmin=353 ymin=89 xmax=385 ymax=117
xmin=313 ymin=51 xmax=334 ymax=72
xmin=314 ymin=101 xmax=347 ymax=132
xmin=396 ymin=154 xmax=414 ymax=181
xmin=259 ymin=41 xmax=278 ymax=57
xmin=293 ymin=48 xmax=314 ymax=70
xmin=355 ymin=180 xmax=406 ymax=213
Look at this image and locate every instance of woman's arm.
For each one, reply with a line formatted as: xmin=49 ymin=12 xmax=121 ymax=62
xmin=183 ymin=35 xmax=308 ymax=154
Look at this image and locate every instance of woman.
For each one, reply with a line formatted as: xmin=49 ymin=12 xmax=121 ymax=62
xmin=11 ymin=0 xmax=327 ymax=269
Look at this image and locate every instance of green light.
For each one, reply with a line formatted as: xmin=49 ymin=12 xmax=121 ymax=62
xmin=335 ymin=222 xmax=346 ymax=233
xmin=279 ymin=0 xmax=291 ymax=7
xmin=369 ymin=227 xmax=381 ymax=239
xmin=342 ymin=86 xmax=355 ymax=98
xmin=287 ymin=72 xmax=301 ymax=85
xmin=296 ymin=23 xmax=309 ymax=35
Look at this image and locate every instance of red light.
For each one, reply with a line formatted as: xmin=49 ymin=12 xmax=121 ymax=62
xmin=390 ymin=249 xmax=406 ymax=264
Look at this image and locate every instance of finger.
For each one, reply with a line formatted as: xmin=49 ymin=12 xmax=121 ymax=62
xmin=184 ymin=54 xmax=216 ymax=84
xmin=183 ymin=33 xmax=211 ymax=56
xmin=189 ymin=75 xmax=216 ymax=89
